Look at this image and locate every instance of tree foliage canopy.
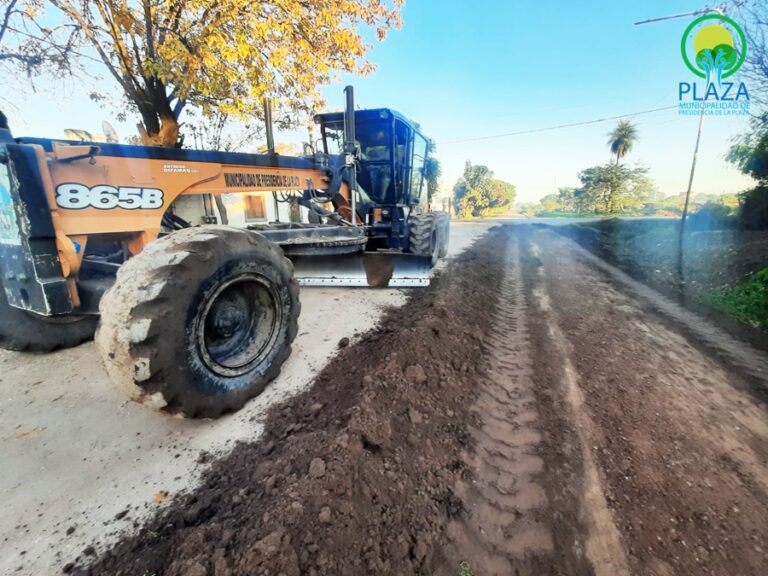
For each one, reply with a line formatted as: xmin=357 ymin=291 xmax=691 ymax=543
xmin=727 ymin=115 xmax=768 ymax=183
xmin=452 ymin=161 xmax=516 ymax=218
xmin=422 ymin=140 xmax=442 ymax=204
xmin=2 ymin=0 xmax=403 ymax=145
xmin=727 ymin=114 xmax=768 ymax=229
xmin=576 ymin=163 xmax=654 ymax=214
xmin=530 ymin=164 xmax=655 ymax=216
xmin=423 ymin=157 xmax=442 ymax=204
xmin=725 ymin=2 xmax=768 ymax=229
xmin=606 ymin=120 xmax=638 ymax=164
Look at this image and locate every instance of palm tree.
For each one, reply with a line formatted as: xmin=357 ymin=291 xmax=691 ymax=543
xmin=607 ymin=120 xmax=638 ymax=165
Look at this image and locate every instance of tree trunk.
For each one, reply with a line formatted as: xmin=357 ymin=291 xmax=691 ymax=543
xmin=289 ymin=199 xmax=302 ymax=223
xmin=214 ymin=195 xmax=229 ymax=225
xmin=138 ymin=112 xmax=179 ymax=147
xmin=135 ymin=85 xmax=181 ymax=148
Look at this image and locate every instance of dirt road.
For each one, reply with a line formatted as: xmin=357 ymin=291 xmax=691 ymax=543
xmin=520 ymin=226 xmax=768 ymax=576
xmin=5 ymin=223 xmax=768 ymax=575
xmin=0 ymin=221 xmax=494 ymax=576
xmin=442 ymin=226 xmax=766 ymax=576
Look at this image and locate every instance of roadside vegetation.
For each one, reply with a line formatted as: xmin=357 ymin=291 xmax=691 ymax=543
xmin=555 ymin=218 xmax=768 ymax=329
xmin=451 ymin=161 xmax=516 ymax=218
xmin=529 ymin=188 xmax=741 ymax=220
xmin=523 ymin=119 xmax=658 ymax=217
xmin=726 ymin=112 xmax=768 ymax=230
xmin=703 ymin=268 xmax=768 ymax=328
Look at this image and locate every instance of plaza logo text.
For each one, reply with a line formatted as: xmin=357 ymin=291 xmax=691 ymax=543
xmin=678 ymin=14 xmax=749 ymax=116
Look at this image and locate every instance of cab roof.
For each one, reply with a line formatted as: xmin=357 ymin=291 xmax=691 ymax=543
xmin=314 ymin=108 xmax=426 ymax=138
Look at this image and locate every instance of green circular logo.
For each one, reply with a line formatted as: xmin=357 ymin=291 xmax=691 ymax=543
xmin=681 ymin=14 xmax=747 ymax=81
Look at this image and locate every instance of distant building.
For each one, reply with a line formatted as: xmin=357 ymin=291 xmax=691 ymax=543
xmin=170 ymin=193 xmax=310 ymax=226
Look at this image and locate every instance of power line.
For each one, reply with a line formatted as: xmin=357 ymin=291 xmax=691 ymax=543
xmin=439 ymin=105 xmax=679 ymax=145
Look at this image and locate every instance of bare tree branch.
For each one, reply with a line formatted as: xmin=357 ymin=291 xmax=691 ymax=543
xmin=0 ymin=0 xmax=20 ymax=44
xmin=48 ymin=0 xmax=130 ymax=92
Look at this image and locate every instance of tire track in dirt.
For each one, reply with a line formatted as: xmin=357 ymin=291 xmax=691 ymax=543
xmin=524 ymin=226 xmax=768 ymax=576
xmin=527 ymin=238 xmax=631 ymax=576
xmin=444 ymin=235 xmax=556 ymax=575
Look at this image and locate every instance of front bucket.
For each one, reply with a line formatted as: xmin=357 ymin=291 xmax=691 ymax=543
xmin=290 ymin=252 xmax=432 ymax=287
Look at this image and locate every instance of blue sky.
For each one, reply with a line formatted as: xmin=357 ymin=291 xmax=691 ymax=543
xmin=6 ymin=0 xmax=756 ymax=203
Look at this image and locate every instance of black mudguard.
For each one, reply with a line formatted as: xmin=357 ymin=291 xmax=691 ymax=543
xmin=0 ymin=143 xmax=71 ymax=315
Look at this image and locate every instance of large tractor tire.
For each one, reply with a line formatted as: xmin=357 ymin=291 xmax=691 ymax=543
xmin=408 ymin=212 xmax=439 ymax=267
xmin=409 ymin=212 xmax=449 ymax=267
xmin=0 ymin=278 xmax=97 ymax=352
xmin=95 ymin=226 xmax=300 ymax=418
xmin=434 ymin=211 xmax=451 ymax=258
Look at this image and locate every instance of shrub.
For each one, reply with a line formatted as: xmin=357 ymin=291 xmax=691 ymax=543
xmin=688 ymin=203 xmax=736 ymax=230
xmin=703 ymin=268 xmax=768 ymax=327
xmin=739 ymin=185 xmax=768 ymax=230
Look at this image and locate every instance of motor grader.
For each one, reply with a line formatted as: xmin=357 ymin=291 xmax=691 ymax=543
xmin=0 ymin=87 xmax=449 ymax=417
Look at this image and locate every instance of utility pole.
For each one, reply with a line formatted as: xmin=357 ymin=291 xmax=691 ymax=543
xmin=679 ymin=111 xmax=705 ymax=272
xmin=634 ymin=3 xmax=725 ymax=281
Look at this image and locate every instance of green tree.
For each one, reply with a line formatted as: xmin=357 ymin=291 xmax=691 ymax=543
xmin=727 ymin=114 xmax=768 ymax=228
xmin=727 ymin=116 xmax=768 ymax=183
xmin=556 ymin=187 xmax=577 ymax=212
xmin=576 ymin=163 xmax=654 ymax=214
xmin=538 ymin=193 xmax=560 ymax=212
xmin=453 ymin=161 xmax=490 ymax=215
xmin=452 ymin=161 xmax=515 ymax=217
xmin=4 ymin=0 xmax=403 ymax=146
xmin=423 ymin=141 xmax=442 ymax=205
xmin=607 ymin=120 xmax=638 ymax=165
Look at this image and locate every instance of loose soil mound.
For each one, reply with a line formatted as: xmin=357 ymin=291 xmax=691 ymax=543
xmin=71 ymin=230 xmax=507 ymax=576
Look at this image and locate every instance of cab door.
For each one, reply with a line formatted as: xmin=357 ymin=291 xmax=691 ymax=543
xmin=393 ymin=120 xmax=428 ymax=207
xmin=408 ymin=131 xmax=428 ymax=207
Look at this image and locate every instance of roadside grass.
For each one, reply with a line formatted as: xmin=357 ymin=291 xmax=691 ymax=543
xmin=458 ymin=561 xmax=474 ymax=576
xmin=700 ymin=268 xmax=768 ymax=328
xmin=531 ymin=210 xmax=583 ymax=218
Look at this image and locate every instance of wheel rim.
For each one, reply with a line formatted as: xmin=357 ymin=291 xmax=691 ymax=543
xmin=431 ymin=229 xmax=439 ymax=265
xmin=196 ymin=273 xmax=282 ymax=378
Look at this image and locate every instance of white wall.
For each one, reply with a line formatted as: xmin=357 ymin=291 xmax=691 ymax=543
xmin=171 ymin=193 xmax=309 ymax=227
xmin=220 ymin=192 xmax=309 ymax=227
xmin=171 ymin=195 xmax=209 ymax=225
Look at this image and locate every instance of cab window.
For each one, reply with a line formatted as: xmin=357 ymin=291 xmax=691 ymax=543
xmin=410 ymin=132 xmax=428 ymax=201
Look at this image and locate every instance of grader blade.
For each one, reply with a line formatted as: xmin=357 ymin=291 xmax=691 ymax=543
xmin=290 ymin=252 xmax=432 ymax=287
xmin=252 ymin=224 xmax=433 ymax=287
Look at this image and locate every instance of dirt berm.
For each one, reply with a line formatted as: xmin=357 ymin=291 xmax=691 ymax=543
xmin=70 ymin=230 xmax=507 ymax=575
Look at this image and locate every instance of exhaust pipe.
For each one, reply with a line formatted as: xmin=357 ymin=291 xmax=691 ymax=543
xmin=343 ymin=86 xmax=357 ymax=225
xmin=263 ymin=97 xmax=275 ymax=154
xmin=343 ymin=86 xmax=356 ymax=152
